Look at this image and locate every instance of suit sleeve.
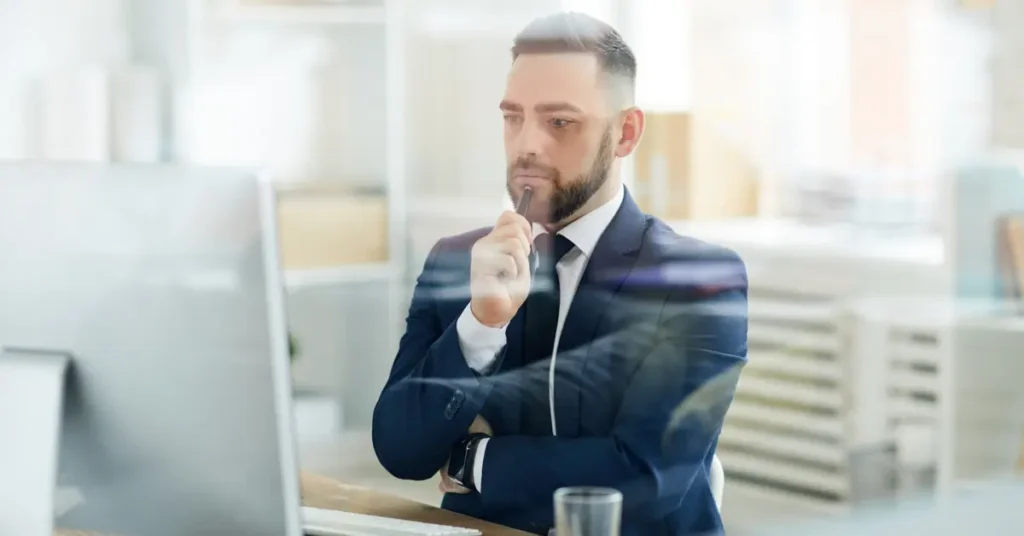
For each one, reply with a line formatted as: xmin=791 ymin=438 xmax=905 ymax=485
xmin=477 ymin=265 xmax=748 ymax=512
xmin=372 ymin=241 xmax=499 ymax=480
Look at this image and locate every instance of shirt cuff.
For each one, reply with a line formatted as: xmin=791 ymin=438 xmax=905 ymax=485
xmin=473 ymin=438 xmax=489 ymax=493
xmin=456 ymin=304 xmax=507 ymax=374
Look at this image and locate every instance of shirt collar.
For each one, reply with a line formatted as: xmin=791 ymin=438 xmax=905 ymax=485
xmin=532 ymin=184 xmax=624 ymax=259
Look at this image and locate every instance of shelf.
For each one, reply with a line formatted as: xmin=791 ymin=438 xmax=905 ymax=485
xmin=720 ymin=424 xmax=848 ymax=466
xmin=727 ymin=399 xmax=845 ymax=439
xmin=744 ymin=350 xmax=843 ymax=382
xmin=284 ymin=262 xmax=398 ymax=289
xmin=721 ymin=450 xmax=851 ymax=497
xmin=274 ymin=179 xmax=386 ymax=197
xmin=748 ymin=324 xmax=842 ymax=355
xmin=723 ymin=480 xmax=850 ymax=521
xmin=213 ymin=2 xmax=385 ymax=25
xmin=737 ymin=375 xmax=844 ymax=410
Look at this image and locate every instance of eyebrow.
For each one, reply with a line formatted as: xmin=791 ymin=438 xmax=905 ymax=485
xmin=536 ymin=101 xmax=584 ymax=114
xmin=499 ymin=100 xmax=584 ymax=114
xmin=499 ymin=100 xmax=522 ymax=112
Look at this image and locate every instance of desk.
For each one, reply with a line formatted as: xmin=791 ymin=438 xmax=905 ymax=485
xmin=56 ymin=472 xmax=529 ymax=536
xmin=300 ymin=472 xmax=530 ymax=535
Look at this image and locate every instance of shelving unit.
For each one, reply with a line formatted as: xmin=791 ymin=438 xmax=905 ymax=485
xmin=284 ymin=263 xmax=399 ymax=289
xmin=721 ymin=286 xmax=856 ymax=515
xmin=181 ymin=0 xmax=407 ymax=289
xmin=173 ymin=0 xmax=408 ymax=428
xmin=676 ymin=218 xmax=1024 ymax=532
xmin=672 ymin=219 xmax=950 ymax=528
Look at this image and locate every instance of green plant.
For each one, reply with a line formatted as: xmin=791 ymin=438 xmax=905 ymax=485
xmin=288 ymin=331 xmax=299 ymax=362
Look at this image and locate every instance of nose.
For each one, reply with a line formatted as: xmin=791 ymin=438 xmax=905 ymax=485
xmin=513 ymin=117 xmax=549 ymax=160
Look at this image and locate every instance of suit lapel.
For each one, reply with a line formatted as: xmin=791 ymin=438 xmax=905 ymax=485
xmin=553 ymin=189 xmax=648 ymax=437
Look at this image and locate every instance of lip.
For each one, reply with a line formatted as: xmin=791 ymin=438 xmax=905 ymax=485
xmin=513 ymin=174 xmax=550 ymax=187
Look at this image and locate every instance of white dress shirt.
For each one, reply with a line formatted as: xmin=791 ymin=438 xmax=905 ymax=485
xmin=455 ymin=185 xmax=625 ymax=492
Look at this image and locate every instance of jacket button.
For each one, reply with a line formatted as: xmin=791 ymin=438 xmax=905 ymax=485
xmin=443 ymin=390 xmax=465 ymax=420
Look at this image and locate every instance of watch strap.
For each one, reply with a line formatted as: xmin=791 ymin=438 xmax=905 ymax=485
xmin=450 ymin=432 xmax=489 ymax=492
xmin=463 ymin=433 xmax=488 ymax=491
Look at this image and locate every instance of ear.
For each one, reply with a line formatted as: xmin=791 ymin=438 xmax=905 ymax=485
xmin=614 ymin=107 xmax=644 ymax=158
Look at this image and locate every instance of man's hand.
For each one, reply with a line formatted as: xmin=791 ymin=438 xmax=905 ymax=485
xmin=468 ymin=414 xmax=493 ymax=436
xmin=438 ymin=416 xmax=493 ymax=494
xmin=469 ymin=211 xmax=533 ymax=328
xmin=438 ymin=459 xmax=471 ymax=494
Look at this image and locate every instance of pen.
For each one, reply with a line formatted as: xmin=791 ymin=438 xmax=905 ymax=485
xmin=516 ymin=186 xmax=537 ymax=274
xmin=500 ymin=187 xmax=534 ymax=281
xmin=515 ymin=185 xmax=533 ymax=216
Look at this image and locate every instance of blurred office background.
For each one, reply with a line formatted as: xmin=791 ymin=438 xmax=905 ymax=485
xmin=2 ymin=0 xmax=1024 ymax=532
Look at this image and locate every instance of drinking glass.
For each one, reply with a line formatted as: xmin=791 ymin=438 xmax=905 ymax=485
xmin=552 ymin=487 xmax=622 ymax=536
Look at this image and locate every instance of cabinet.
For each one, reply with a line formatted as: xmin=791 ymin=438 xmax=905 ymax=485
xmin=678 ymin=219 xmax=1024 ymax=531
xmin=673 ymin=219 xmax=947 ymax=526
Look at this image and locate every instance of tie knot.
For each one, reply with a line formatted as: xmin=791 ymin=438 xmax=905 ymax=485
xmin=534 ymin=233 xmax=575 ymax=267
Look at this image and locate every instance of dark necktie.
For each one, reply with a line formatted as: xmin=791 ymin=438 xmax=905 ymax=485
xmin=521 ymin=233 xmax=575 ymax=434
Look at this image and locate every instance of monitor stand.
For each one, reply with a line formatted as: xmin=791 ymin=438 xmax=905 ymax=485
xmin=0 ymin=348 xmax=70 ymax=536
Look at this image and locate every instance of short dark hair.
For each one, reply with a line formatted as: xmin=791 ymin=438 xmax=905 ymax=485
xmin=512 ymin=12 xmax=637 ymax=105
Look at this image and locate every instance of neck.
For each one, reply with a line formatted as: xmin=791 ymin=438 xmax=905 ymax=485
xmin=544 ymin=169 xmax=621 ymax=233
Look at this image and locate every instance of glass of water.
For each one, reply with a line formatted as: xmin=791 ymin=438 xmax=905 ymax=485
xmin=552 ymin=487 xmax=622 ymax=536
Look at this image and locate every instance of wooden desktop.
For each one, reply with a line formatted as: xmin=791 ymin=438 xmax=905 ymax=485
xmin=56 ymin=472 xmax=530 ymax=536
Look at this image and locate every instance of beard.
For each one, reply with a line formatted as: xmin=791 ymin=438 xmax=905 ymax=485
xmin=506 ymin=127 xmax=615 ymax=224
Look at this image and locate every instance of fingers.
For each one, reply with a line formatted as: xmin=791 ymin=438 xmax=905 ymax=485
xmin=439 ymin=482 xmax=470 ymax=494
xmin=442 ymin=482 xmax=470 ymax=494
xmin=469 ymin=415 xmax=493 ymax=436
xmin=497 ymin=209 xmax=532 ymax=230
xmin=496 ymin=211 xmax=532 ymax=244
xmin=497 ymin=237 xmax=529 ymax=268
xmin=438 ymin=471 xmax=470 ymax=494
xmin=511 ymin=247 xmax=530 ymax=285
xmin=480 ymin=233 xmax=530 ymax=282
xmin=470 ymin=210 xmax=535 ymax=302
xmin=495 ymin=235 xmax=526 ymax=253
xmin=491 ymin=222 xmax=531 ymax=255
xmin=475 ymin=211 xmax=532 ymax=280
xmin=495 ymin=254 xmax=518 ymax=281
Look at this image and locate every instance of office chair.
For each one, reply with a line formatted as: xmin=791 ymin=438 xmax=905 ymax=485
xmin=710 ymin=454 xmax=724 ymax=510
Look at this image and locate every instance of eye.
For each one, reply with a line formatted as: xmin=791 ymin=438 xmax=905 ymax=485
xmin=503 ymin=114 xmax=522 ymax=124
xmin=550 ymin=118 xmax=574 ymax=129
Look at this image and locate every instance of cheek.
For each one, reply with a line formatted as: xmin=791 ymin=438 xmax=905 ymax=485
xmin=503 ymin=126 xmax=513 ymax=150
xmin=558 ymin=138 xmax=599 ymax=173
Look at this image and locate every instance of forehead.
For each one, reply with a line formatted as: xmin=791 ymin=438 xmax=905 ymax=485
xmin=504 ymin=52 xmax=607 ymax=112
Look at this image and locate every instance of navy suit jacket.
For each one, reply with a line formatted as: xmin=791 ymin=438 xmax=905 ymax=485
xmin=372 ymin=191 xmax=748 ymax=535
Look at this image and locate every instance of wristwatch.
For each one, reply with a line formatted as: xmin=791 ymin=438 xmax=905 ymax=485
xmin=447 ymin=433 xmax=489 ymax=492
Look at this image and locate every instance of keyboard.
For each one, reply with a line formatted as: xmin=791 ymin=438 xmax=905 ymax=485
xmin=302 ymin=506 xmax=482 ymax=536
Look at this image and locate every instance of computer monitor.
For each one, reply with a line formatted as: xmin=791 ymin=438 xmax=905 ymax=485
xmin=0 ymin=164 xmax=302 ymax=536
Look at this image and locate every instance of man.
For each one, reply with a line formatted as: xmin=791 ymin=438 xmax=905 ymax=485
xmin=372 ymin=12 xmax=747 ymax=536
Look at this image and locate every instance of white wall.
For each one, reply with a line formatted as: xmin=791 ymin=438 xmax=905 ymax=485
xmin=0 ymin=0 xmax=127 ymax=75
xmin=0 ymin=0 xmax=129 ymax=160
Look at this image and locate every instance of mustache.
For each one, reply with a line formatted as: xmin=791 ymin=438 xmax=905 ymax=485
xmin=508 ymin=158 xmax=557 ymax=176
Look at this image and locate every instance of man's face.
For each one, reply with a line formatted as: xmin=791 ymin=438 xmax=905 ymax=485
xmin=501 ymin=52 xmax=616 ymax=225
